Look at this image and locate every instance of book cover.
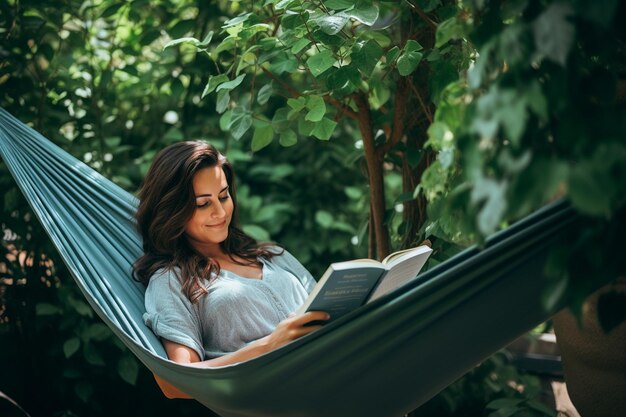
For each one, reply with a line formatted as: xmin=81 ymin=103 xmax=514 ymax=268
xmin=298 ymin=245 xmax=433 ymax=322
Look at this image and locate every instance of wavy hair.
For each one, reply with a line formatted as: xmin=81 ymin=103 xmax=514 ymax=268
xmin=133 ymin=141 xmax=279 ymax=303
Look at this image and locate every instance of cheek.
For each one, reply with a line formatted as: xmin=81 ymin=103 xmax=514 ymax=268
xmin=185 ymin=211 xmax=202 ymax=231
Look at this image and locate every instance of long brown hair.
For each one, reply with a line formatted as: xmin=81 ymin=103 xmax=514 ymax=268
xmin=133 ymin=141 xmax=279 ymax=302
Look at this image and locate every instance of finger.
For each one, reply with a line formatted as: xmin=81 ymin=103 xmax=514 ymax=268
xmin=291 ymin=324 xmax=324 ymax=338
xmin=290 ymin=311 xmax=329 ymax=326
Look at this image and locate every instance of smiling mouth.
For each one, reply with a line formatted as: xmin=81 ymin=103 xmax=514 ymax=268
xmin=206 ymin=221 xmax=227 ymax=228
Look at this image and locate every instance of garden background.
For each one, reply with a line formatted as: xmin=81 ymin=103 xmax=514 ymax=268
xmin=1 ymin=0 xmax=624 ymax=416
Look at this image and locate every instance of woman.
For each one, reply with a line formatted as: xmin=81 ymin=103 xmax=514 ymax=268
xmin=133 ymin=141 xmax=328 ymax=398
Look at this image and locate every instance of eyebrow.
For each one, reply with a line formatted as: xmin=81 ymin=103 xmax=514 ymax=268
xmin=195 ymin=186 xmax=229 ymax=198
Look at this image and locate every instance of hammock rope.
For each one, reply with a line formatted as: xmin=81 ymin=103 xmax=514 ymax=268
xmin=0 ymin=107 xmax=582 ymax=417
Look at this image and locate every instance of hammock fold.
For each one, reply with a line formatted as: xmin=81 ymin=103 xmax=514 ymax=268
xmin=0 ymin=107 xmax=580 ymax=417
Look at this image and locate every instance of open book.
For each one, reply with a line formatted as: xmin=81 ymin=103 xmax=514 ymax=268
xmin=297 ymin=244 xmax=433 ymax=322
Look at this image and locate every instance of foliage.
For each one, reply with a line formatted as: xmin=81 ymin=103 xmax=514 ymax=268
xmin=169 ymin=0 xmax=471 ymax=258
xmin=409 ymin=352 xmax=555 ymax=417
xmin=419 ymin=0 xmax=626 ymax=329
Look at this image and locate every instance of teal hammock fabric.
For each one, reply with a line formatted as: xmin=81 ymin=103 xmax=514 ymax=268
xmin=0 ymin=107 xmax=578 ymax=417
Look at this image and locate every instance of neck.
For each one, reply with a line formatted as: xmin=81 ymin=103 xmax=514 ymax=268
xmin=187 ymin=238 xmax=225 ymax=259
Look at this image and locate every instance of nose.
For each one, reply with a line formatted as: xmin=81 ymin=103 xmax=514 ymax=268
xmin=211 ymin=201 xmax=226 ymax=219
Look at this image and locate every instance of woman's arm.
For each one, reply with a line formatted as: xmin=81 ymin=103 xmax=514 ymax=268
xmin=154 ymin=310 xmax=330 ymax=399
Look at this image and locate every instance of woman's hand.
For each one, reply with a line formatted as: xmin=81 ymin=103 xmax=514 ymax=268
xmin=263 ymin=311 xmax=330 ymax=351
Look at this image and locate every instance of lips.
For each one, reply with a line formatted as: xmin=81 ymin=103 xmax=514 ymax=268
xmin=206 ymin=220 xmax=227 ymax=228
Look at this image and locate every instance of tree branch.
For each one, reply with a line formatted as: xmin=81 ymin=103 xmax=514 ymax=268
xmin=405 ymin=0 xmax=438 ymax=30
xmin=325 ymin=95 xmax=359 ymax=121
xmin=354 ymin=92 xmax=391 ymax=259
xmin=408 ymin=78 xmax=433 ymax=124
xmin=380 ymin=77 xmax=409 ymax=154
xmin=261 ymin=66 xmax=301 ymax=97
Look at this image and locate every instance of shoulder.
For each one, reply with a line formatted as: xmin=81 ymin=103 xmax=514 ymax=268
xmin=145 ymin=267 xmax=184 ymax=294
xmin=265 ymin=245 xmax=295 ymax=266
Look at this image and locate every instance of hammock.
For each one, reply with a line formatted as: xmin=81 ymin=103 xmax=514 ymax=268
xmin=0 ymin=107 xmax=578 ymax=417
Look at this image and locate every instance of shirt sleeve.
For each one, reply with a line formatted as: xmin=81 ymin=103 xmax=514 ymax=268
xmin=274 ymin=248 xmax=317 ymax=293
xmin=143 ymin=268 xmax=205 ymax=360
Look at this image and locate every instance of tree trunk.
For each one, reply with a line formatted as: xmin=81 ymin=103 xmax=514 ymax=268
xmin=354 ymin=92 xmax=391 ymax=260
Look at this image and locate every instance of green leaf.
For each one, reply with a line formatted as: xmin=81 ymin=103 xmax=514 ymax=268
xmin=200 ymin=31 xmax=214 ymax=46
xmin=348 ymin=4 xmax=379 ymax=26
xmin=426 ymin=121 xmax=454 ymax=151
xmin=36 ymin=303 xmax=61 ymax=316
xmin=101 ymin=3 xmax=124 ymax=18
xmin=291 ymin=38 xmax=311 ymax=54
xmin=275 ymin=0 xmax=298 ymax=10
xmin=216 ymin=74 xmax=246 ymax=92
xmin=351 ymin=39 xmax=383 ymax=76
xmin=241 ymin=24 xmax=271 ymax=39
xmin=104 ymin=136 xmax=121 ymax=147
xmin=163 ymin=37 xmax=203 ymax=50
xmin=326 ymin=65 xmax=360 ymax=91
xmin=74 ymin=382 xmax=93 ymax=403
xmin=315 ymin=210 xmax=334 ymax=228
xmin=63 ymin=338 xmax=81 ymax=358
xmin=435 ymin=17 xmax=464 ymax=48
xmin=298 ymin=118 xmax=316 ymax=135
xmin=257 ymin=82 xmax=273 ymax=105
xmin=305 ymin=95 xmax=326 ymax=122
xmin=314 ymin=13 xmax=349 ymax=35
xmin=385 ymin=46 xmax=401 ymax=64
xmin=307 ymin=49 xmax=336 ymax=77
xmin=471 ymin=87 xmax=527 ymax=145
xmin=470 ymin=174 xmax=507 ymax=236
xmin=287 ymin=97 xmax=306 ymax=111
xmin=405 ymin=40 xmax=423 ymax=53
xmin=397 ymin=49 xmax=423 ymax=76
xmin=214 ymin=37 xmax=237 ymax=56
xmin=223 ymin=13 xmax=252 ymax=28
xmin=251 ymin=124 xmax=274 ymax=151
xmin=324 ymin=0 xmax=353 ymax=9
xmin=202 ymin=74 xmax=228 ymax=98
xmin=271 ymin=55 xmax=299 ymax=74
xmin=219 ymin=110 xmax=232 ymax=131
xmin=279 ymin=129 xmax=298 ymax=147
xmin=525 ymin=81 xmax=548 ymax=121
xmin=533 ymin=2 xmax=575 ymax=66
xmin=272 ymin=107 xmax=292 ymax=131
xmin=311 ymin=117 xmax=337 ymax=140
xmin=117 ymin=356 xmax=139 ymax=385
xmin=501 ymin=98 xmax=527 ymax=145
xmin=216 ymin=90 xmax=230 ymax=114
xmin=67 ymin=297 xmax=93 ymax=317
xmin=82 ymin=324 xmax=110 ymax=342
xmin=242 ymin=224 xmax=270 ymax=241
xmin=224 ymin=23 xmax=243 ymax=40
xmin=344 ymin=186 xmax=362 ymax=199
xmin=230 ymin=108 xmax=253 ymax=140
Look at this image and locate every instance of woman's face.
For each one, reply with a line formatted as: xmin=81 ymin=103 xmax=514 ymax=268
xmin=184 ymin=165 xmax=234 ymax=255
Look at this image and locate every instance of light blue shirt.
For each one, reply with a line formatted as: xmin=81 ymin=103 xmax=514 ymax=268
xmin=143 ymin=250 xmax=316 ymax=360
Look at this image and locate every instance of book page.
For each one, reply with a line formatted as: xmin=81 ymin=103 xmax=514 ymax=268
xmin=367 ymin=247 xmax=432 ymax=301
